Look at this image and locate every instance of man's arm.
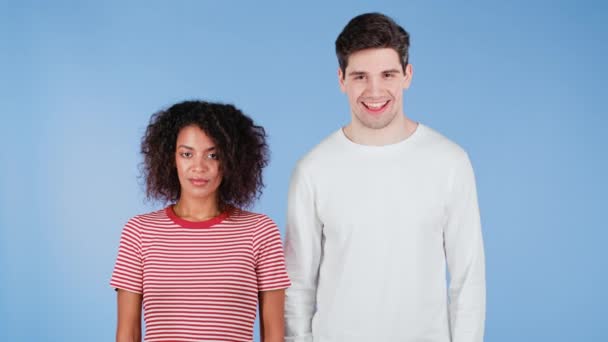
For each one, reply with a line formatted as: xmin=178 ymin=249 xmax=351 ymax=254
xmin=444 ymin=153 xmax=486 ymax=342
xmin=116 ymin=289 xmax=142 ymax=342
xmin=284 ymin=165 xmax=323 ymax=342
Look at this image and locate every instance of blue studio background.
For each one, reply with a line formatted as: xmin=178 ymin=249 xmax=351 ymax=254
xmin=1 ymin=0 xmax=606 ymax=341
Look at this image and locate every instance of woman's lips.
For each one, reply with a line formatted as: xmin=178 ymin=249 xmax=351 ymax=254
xmin=189 ymin=178 xmax=209 ymax=186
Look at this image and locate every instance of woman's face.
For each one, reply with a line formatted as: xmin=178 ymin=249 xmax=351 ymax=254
xmin=174 ymin=125 xmax=222 ymax=204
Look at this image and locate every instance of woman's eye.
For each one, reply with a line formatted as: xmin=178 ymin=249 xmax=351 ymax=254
xmin=181 ymin=152 xmax=192 ymax=158
xmin=207 ymin=153 xmax=219 ymax=160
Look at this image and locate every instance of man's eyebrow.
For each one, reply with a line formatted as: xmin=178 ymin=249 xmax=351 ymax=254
xmin=347 ymin=71 xmax=367 ymax=77
xmin=347 ymin=69 xmax=402 ymax=76
xmin=382 ymin=69 xmax=402 ymax=74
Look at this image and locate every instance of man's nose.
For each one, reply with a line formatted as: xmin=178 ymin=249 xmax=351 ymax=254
xmin=365 ymin=77 xmax=382 ymax=95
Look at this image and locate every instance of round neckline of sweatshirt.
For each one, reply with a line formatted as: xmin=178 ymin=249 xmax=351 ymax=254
xmin=337 ymin=122 xmax=427 ymax=152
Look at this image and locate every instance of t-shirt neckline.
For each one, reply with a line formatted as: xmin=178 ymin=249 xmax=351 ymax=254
xmin=338 ymin=122 xmax=425 ymax=150
xmin=165 ymin=205 xmax=231 ymax=228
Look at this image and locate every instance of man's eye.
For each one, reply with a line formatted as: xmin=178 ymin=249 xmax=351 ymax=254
xmin=384 ymin=73 xmax=394 ymax=78
xmin=354 ymin=75 xmax=365 ymax=80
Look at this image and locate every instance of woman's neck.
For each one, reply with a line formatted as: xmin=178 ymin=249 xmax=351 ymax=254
xmin=173 ymin=196 xmax=221 ymax=222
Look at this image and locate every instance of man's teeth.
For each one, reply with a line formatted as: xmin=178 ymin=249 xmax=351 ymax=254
xmin=364 ymin=101 xmax=388 ymax=109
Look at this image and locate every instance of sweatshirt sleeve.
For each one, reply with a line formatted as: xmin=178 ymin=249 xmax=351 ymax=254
xmin=284 ymin=163 xmax=323 ymax=342
xmin=444 ymin=152 xmax=486 ymax=342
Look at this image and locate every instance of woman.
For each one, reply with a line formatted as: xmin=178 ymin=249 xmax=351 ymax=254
xmin=110 ymin=100 xmax=291 ymax=342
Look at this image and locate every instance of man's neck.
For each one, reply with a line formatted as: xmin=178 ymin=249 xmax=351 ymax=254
xmin=344 ymin=114 xmax=418 ymax=146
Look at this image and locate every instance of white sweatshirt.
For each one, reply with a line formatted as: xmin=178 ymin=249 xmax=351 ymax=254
xmin=284 ymin=124 xmax=486 ymax=342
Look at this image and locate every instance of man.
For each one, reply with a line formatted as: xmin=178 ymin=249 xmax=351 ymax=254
xmin=284 ymin=12 xmax=486 ymax=342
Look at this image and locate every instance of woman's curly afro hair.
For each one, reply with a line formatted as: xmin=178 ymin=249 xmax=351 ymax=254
xmin=141 ymin=100 xmax=268 ymax=209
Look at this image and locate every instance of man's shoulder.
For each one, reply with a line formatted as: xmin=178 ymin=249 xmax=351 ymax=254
xmin=418 ymin=123 xmax=469 ymax=163
xmin=295 ymin=129 xmax=344 ymax=171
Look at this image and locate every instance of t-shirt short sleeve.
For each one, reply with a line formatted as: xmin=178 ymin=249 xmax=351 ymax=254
xmin=110 ymin=217 xmax=143 ymax=294
xmin=252 ymin=216 xmax=291 ymax=291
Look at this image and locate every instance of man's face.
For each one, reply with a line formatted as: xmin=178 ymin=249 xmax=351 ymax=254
xmin=339 ymin=48 xmax=412 ymax=130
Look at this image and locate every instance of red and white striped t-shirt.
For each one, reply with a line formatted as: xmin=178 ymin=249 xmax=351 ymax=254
xmin=110 ymin=206 xmax=291 ymax=342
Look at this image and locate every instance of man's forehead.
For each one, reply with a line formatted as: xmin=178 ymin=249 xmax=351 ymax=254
xmin=345 ymin=48 xmax=403 ymax=72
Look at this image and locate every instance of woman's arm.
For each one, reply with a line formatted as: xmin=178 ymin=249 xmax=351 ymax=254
xmin=116 ymin=289 xmax=143 ymax=342
xmin=259 ymin=289 xmax=286 ymax=342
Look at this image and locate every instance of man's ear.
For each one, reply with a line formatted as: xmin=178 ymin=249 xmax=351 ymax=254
xmin=403 ymin=63 xmax=414 ymax=89
xmin=338 ymin=68 xmax=346 ymax=93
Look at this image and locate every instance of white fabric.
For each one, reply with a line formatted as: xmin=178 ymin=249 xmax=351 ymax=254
xmin=284 ymin=124 xmax=486 ymax=342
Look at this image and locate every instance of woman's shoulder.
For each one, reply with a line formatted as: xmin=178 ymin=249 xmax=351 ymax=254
xmin=123 ymin=207 xmax=171 ymax=230
xmin=227 ymin=208 xmax=277 ymax=229
xmin=130 ymin=207 xmax=167 ymax=221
